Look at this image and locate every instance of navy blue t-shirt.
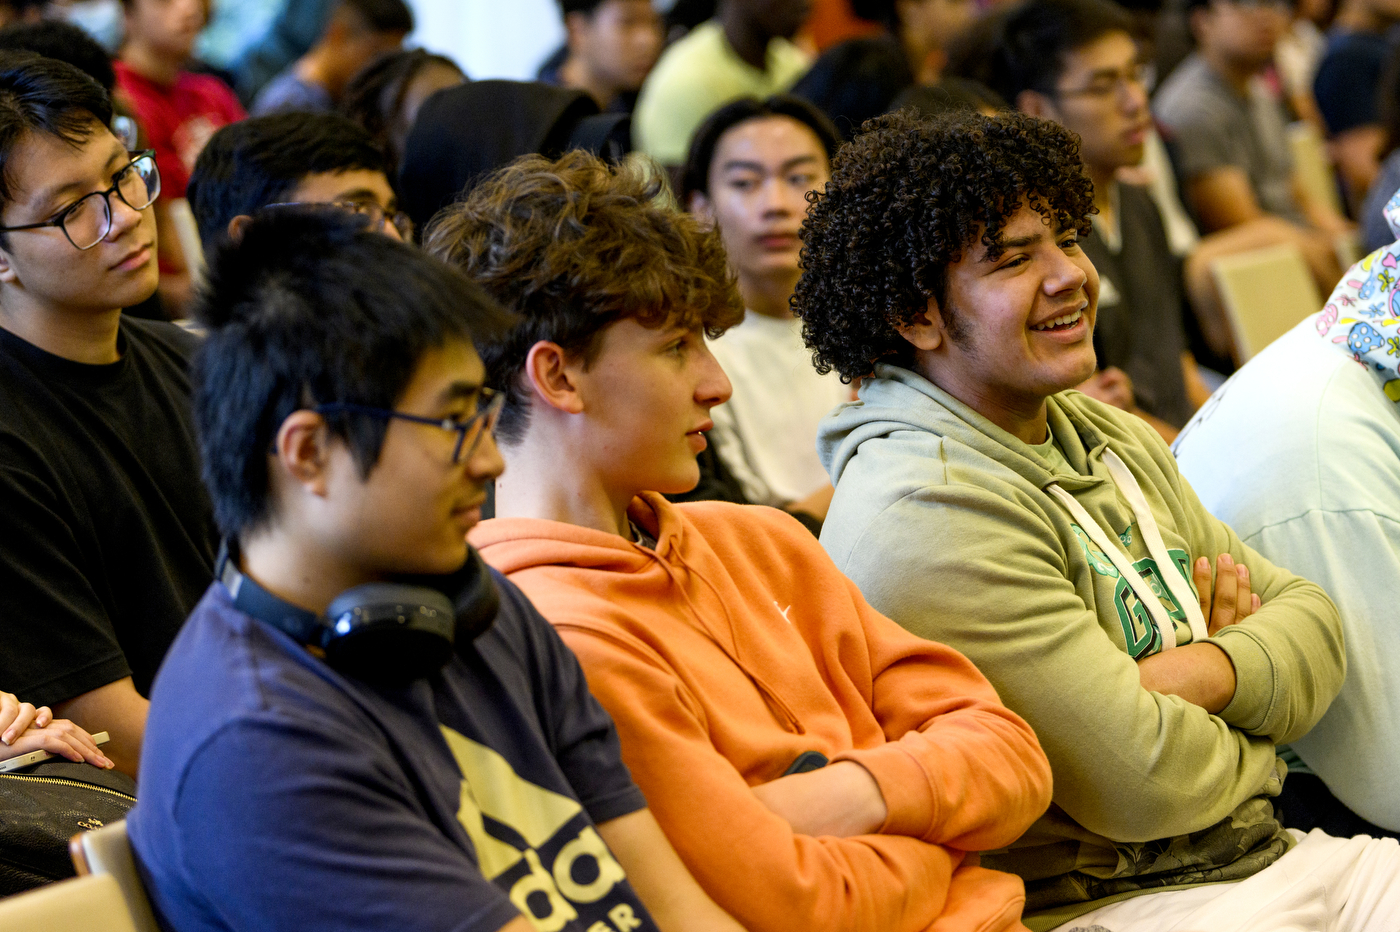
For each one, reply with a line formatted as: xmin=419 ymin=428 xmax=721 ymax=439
xmin=129 ymin=569 xmax=656 ymax=932
xmin=1314 ymin=30 xmax=1389 ymax=136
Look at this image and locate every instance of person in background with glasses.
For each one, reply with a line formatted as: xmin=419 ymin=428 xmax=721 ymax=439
xmin=187 ymin=110 xmax=408 ymax=253
xmin=131 ymin=207 xmax=748 ymax=932
xmin=0 ymin=52 xmax=219 ymax=778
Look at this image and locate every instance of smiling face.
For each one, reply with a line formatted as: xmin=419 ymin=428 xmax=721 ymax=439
xmin=571 ymin=316 xmax=732 ymax=499
xmin=320 ymin=338 xmax=505 ymax=578
xmin=693 ymin=115 xmax=830 ymax=297
xmin=911 ymin=204 xmax=1099 ymax=434
xmin=0 ymin=124 xmax=159 ymax=317
xmin=1044 ymin=30 xmax=1151 ymax=176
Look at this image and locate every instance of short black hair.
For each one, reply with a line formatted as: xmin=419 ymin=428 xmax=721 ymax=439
xmin=193 ymin=209 xmax=515 ymax=538
xmin=340 ymin=47 xmax=464 ymax=177
xmin=0 ymin=21 xmax=116 ymax=92
xmin=949 ymin=0 xmax=1136 ymax=105
xmin=0 ymin=51 xmax=112 ymax=220
xmin=341 ymin=0 xmax=414 ymax=34
xmin=558 ymin=0 xmax=606 ymax=14
xmin=790 ymin=36 xmax=914 ymax=141
xmin=681 ymin=94 xmax=841 ymax=203
xmin=186 ymin=111 xmax=389 ymax=249
xmin=792 ymin=109 xmax=1095 ymax=381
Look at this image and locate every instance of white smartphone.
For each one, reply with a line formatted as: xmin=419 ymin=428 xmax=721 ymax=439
xmin=0 ymin=731 xmax=109 ymax=773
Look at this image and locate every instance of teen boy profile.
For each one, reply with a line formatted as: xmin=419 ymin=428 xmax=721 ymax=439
xmin=798 ymin=110 xmax=1398 ymax=929
xmin=432 ymin=151 xmax=1055 ymax=932
xmin=0 ymin=51 xmax=217 ymax=777
xmin=129 ymin=209 xmax=745 ymax=932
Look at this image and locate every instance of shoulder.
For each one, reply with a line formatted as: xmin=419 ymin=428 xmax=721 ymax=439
xmin=1155 ymin=60 xmax=1234 ymax=126
xmin=122 ymin=317 xmax=201 ymax=364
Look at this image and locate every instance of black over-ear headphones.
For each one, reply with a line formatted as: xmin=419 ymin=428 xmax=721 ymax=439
xmin=215 ymin=539 xmax=500 ymax=685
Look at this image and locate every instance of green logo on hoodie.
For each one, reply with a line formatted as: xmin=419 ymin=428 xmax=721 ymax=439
xmin=1115 ymin=550 xmax=1194 ymax=659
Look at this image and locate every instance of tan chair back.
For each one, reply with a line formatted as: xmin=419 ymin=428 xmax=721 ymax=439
xmin=1288 ymin=120 xmax=1344 ymax=216
xmin=69 ymin=821 xmax=160 ymax=932
xmin=1210 ymin=243 xmax=1322 ymax=362
xmin=0 ymin=873 xmax=139 ymax=932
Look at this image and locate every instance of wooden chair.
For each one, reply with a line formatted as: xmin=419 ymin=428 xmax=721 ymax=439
xmin=0 ymin=873 xmax=139 ymax=932
xmin=69 ymin=821 xmax=160 ymax=932
xmin=1210 ymin=243 xmax=1322 ymax=363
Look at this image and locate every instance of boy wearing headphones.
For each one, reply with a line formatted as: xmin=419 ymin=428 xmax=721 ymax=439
xmin=128 ymin=210 xmax=742 ymax=932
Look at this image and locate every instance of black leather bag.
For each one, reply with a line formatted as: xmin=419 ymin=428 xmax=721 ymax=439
xmin=0 ymin=760 xmax=136 ymax=895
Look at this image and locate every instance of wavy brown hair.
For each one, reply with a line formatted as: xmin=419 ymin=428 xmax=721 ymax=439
xmin=792 ymin=109 xmax=1095 ymax=381
xmin=424 ymin=151 xmax=743 ymax=443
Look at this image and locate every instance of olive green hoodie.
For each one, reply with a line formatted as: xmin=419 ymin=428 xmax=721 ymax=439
xmin=817 ymin=363 xmax=1345 ymax=924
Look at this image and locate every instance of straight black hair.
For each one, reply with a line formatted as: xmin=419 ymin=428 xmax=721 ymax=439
xmin=186 ymin=111 xmax=389 ymax=249
xmin=681 ymin=94 xmax=841 ymax=204
xmin=0 ymin=21 xmax=116 ymax=92
xmin=193 ymin=209 xmax=515 ymax=537
xmin=342 ymin=0 xmax=415 ymax=34
xmin=0 ymin=50 xmax=112 ymax=215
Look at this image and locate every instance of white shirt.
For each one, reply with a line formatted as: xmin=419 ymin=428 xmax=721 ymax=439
xmin=707 ymin=311 xmax=850 ymax=506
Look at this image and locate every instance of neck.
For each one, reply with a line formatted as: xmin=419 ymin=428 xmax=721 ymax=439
xmin=739 ymin=267 xmax=799 ymax=318
xmin=294 ymin=49 xmax=337 ymax=98
xmin=914 ymin=355 xmax=1051 ymax=444
xmin=0 ymin=298 xmax=123 ymax=364
xmin=558 ymin=53 xmax=615 ymax=109
xmin=1088 ymin=165 xmax=1116 ymax=217
xmin=719 ymin=6 xmax=771 ymax=70
xmin=121 ymin=39 xmax=183 ymax=85
xmin=492 ymin=432 xmax=632 ymax=538
xmin=1198 ymin=46 xmax=1257 ymax=94
xmin=1334 ymin=0 xmax=1387 ymax=31
xmin=239 ymin=528 xmax=380 ymax=616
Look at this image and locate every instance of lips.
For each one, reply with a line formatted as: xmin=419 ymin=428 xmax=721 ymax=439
xmin=1030 ymin=308 xmax=1085 ymax=332
xmin=757 ymin=233 xmax=800 ymax=250
xmin=110 ymin=243 xmax=152 ymax=272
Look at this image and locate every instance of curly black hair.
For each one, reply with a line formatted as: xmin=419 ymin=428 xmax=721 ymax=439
xmin=792 ymin=108 xmax=1095 ymax=382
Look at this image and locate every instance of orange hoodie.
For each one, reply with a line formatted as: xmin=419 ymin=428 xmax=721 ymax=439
xmin=472 ymin=494 xmax=1053 ymax=932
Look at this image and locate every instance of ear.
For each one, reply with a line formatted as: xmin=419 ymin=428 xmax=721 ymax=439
xmin=893 ymin=297 xmax=948 ymax=352
xmin=688 ymin=189 xmax=716 ymax=227
xmin=271 ymin=410 xmax=334 ymax=497
xmin=523 ymin=340 xmax=585 ymax=415
xmin=227 ymin=214 xmax=254 ymax=243
xmin=0 ymin=244 xmax=18 ymax=286
xmin=1016 ymin=89 xmax=1058 ymax=121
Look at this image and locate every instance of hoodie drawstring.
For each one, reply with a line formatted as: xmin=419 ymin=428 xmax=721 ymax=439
xmin=647 ymin=540 xmax=806 ymax=735
xmin=1045 ymin=447 xmax=1210 ymax=651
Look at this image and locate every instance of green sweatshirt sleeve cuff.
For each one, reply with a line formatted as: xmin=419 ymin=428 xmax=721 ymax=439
xmin=1211 ymin=626 xmax=1277 ymax=734
xmin=831 ymin=745 xmax=937 ymax=840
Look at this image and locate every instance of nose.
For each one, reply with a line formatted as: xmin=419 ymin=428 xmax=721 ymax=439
xmin=1122 ymin=75 xmax=1148 ymax=115
xmin=760 ymin=177 xmax=793 ymax=217
xmin=465 ymin=427 xmax=506 ymax=483
xmin=1044 ymin=244 xmax=1088 ymax=296
xmin=696 ymin=341 xmax=733 ymax=408
xmin=104 ymin=192 xmax=145 ymax=241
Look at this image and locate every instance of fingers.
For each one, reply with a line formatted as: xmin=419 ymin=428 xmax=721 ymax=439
xmin=0 ymin=691 xmax=18 ymax=738
xmin=0 ymin=698 xmax=40 ymax=747
xmin=6 ymin=720 xmax=113 ymax=769
xmin=1207 ymin=553 xmax=1239 ymax=636
xmin=1234 ymin=562 xmax=1255 ymax=622
xmin=1194 ymin=556 xmax=1212 ymax=620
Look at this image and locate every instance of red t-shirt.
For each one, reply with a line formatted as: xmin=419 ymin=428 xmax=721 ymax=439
xmin=114 ymin=61 xmax=246 ymax=200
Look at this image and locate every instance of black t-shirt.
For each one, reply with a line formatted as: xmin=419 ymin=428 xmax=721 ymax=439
xmin=0 ymin=319 xmax=217 ymax=706
xmin=131 ymin=571 xmax=656 ymax=932
xmin=1314 ymin=30 xmax=1388 ymax=136
xmin=1081 ymin=184 xmax=1195 ymax=429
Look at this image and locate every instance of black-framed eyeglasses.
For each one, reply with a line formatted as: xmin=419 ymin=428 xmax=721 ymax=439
xmin=314 ymin=387 xmax=504 ymax=464
xmin=262 ymin=199 xmax=413 ymax=239
xmin=0 ymin=151 xmax=159 ymax=250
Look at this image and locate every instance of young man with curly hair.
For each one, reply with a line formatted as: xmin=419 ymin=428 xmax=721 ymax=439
xmin=428 ymin=149 xmax=1055 ymax=932
xmin=797 ymin=108 xmax=1400 ymax=930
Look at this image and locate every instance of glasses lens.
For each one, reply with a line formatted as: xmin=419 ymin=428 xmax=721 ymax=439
xmin=391 ymin=212 xmax=414 ymax=239
xmin=117 ymin=157 xmax=160 ymax=211
xmin=62 ymin=192 xmax=110 ymax=250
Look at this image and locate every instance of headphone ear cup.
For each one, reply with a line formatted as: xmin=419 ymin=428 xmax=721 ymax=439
xmin=453 ymin=547 xmax=500 ymax=643
xmin=324 ymin=585 xmax=457 ymax=685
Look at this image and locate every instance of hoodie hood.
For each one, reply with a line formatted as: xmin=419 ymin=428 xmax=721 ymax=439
xmin=817 ymin=362 xmax=1108 ymax=493
xmin=1316 ymin=191 xmax=1400 ymax=402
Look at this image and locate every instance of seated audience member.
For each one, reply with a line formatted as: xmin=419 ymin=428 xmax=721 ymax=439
xmin=1359 ymin=46 xmax=1400 ymax=252
xmin=681 ymin=95 xmax=847 ymax=527
xmin=251 ymin=0 xmax=411 ymax=117
xmin=130 ymin=208 xmax=745 ymax=932
xmin=0 ymin=690 xmax=112 ymax=769
xmin=0 ymin=53 xmax=218 ymax=777
xmin=970 ymin=0 xmax=1212 ymax=438
xmin=1174 ymin=201 xmax=1400 ymax=840
xmin=633 ymin=0 xmax=811 ymax=167
xmin=430 ymin=151 xmax=1054 ymax=932
xmin=116 ymin=0 xmax=246 ymax=317
xmin=0 ymin=0 xmax=41 ymax=29
xmin=536 ymin=0 xmax=663 ymax=114
xmin=795 ymin=110 xmax=1400 ymax=928
xmin=230 ymin=0 xmax=335 ymax=103
xmin=187 ymin=111 xmax=406 ymax=251
xmin=1153 ymin=0 xmax=1349 ymax=294
xmin=1312 ymin=0 xmax=1396 ymax=208
xmin=339 ymin=47 xmax=465 ymax=180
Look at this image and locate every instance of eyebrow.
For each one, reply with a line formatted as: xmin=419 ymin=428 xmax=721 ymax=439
xmin=333 ymin=187 xmax=388 ymax=205
xmin=719 ymin=154 xmax=821 ymax=174
xmin=30 ymin=147 xmax=127 ymax=213
xmin=434 ymin=380 xmax=483 ymax=407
